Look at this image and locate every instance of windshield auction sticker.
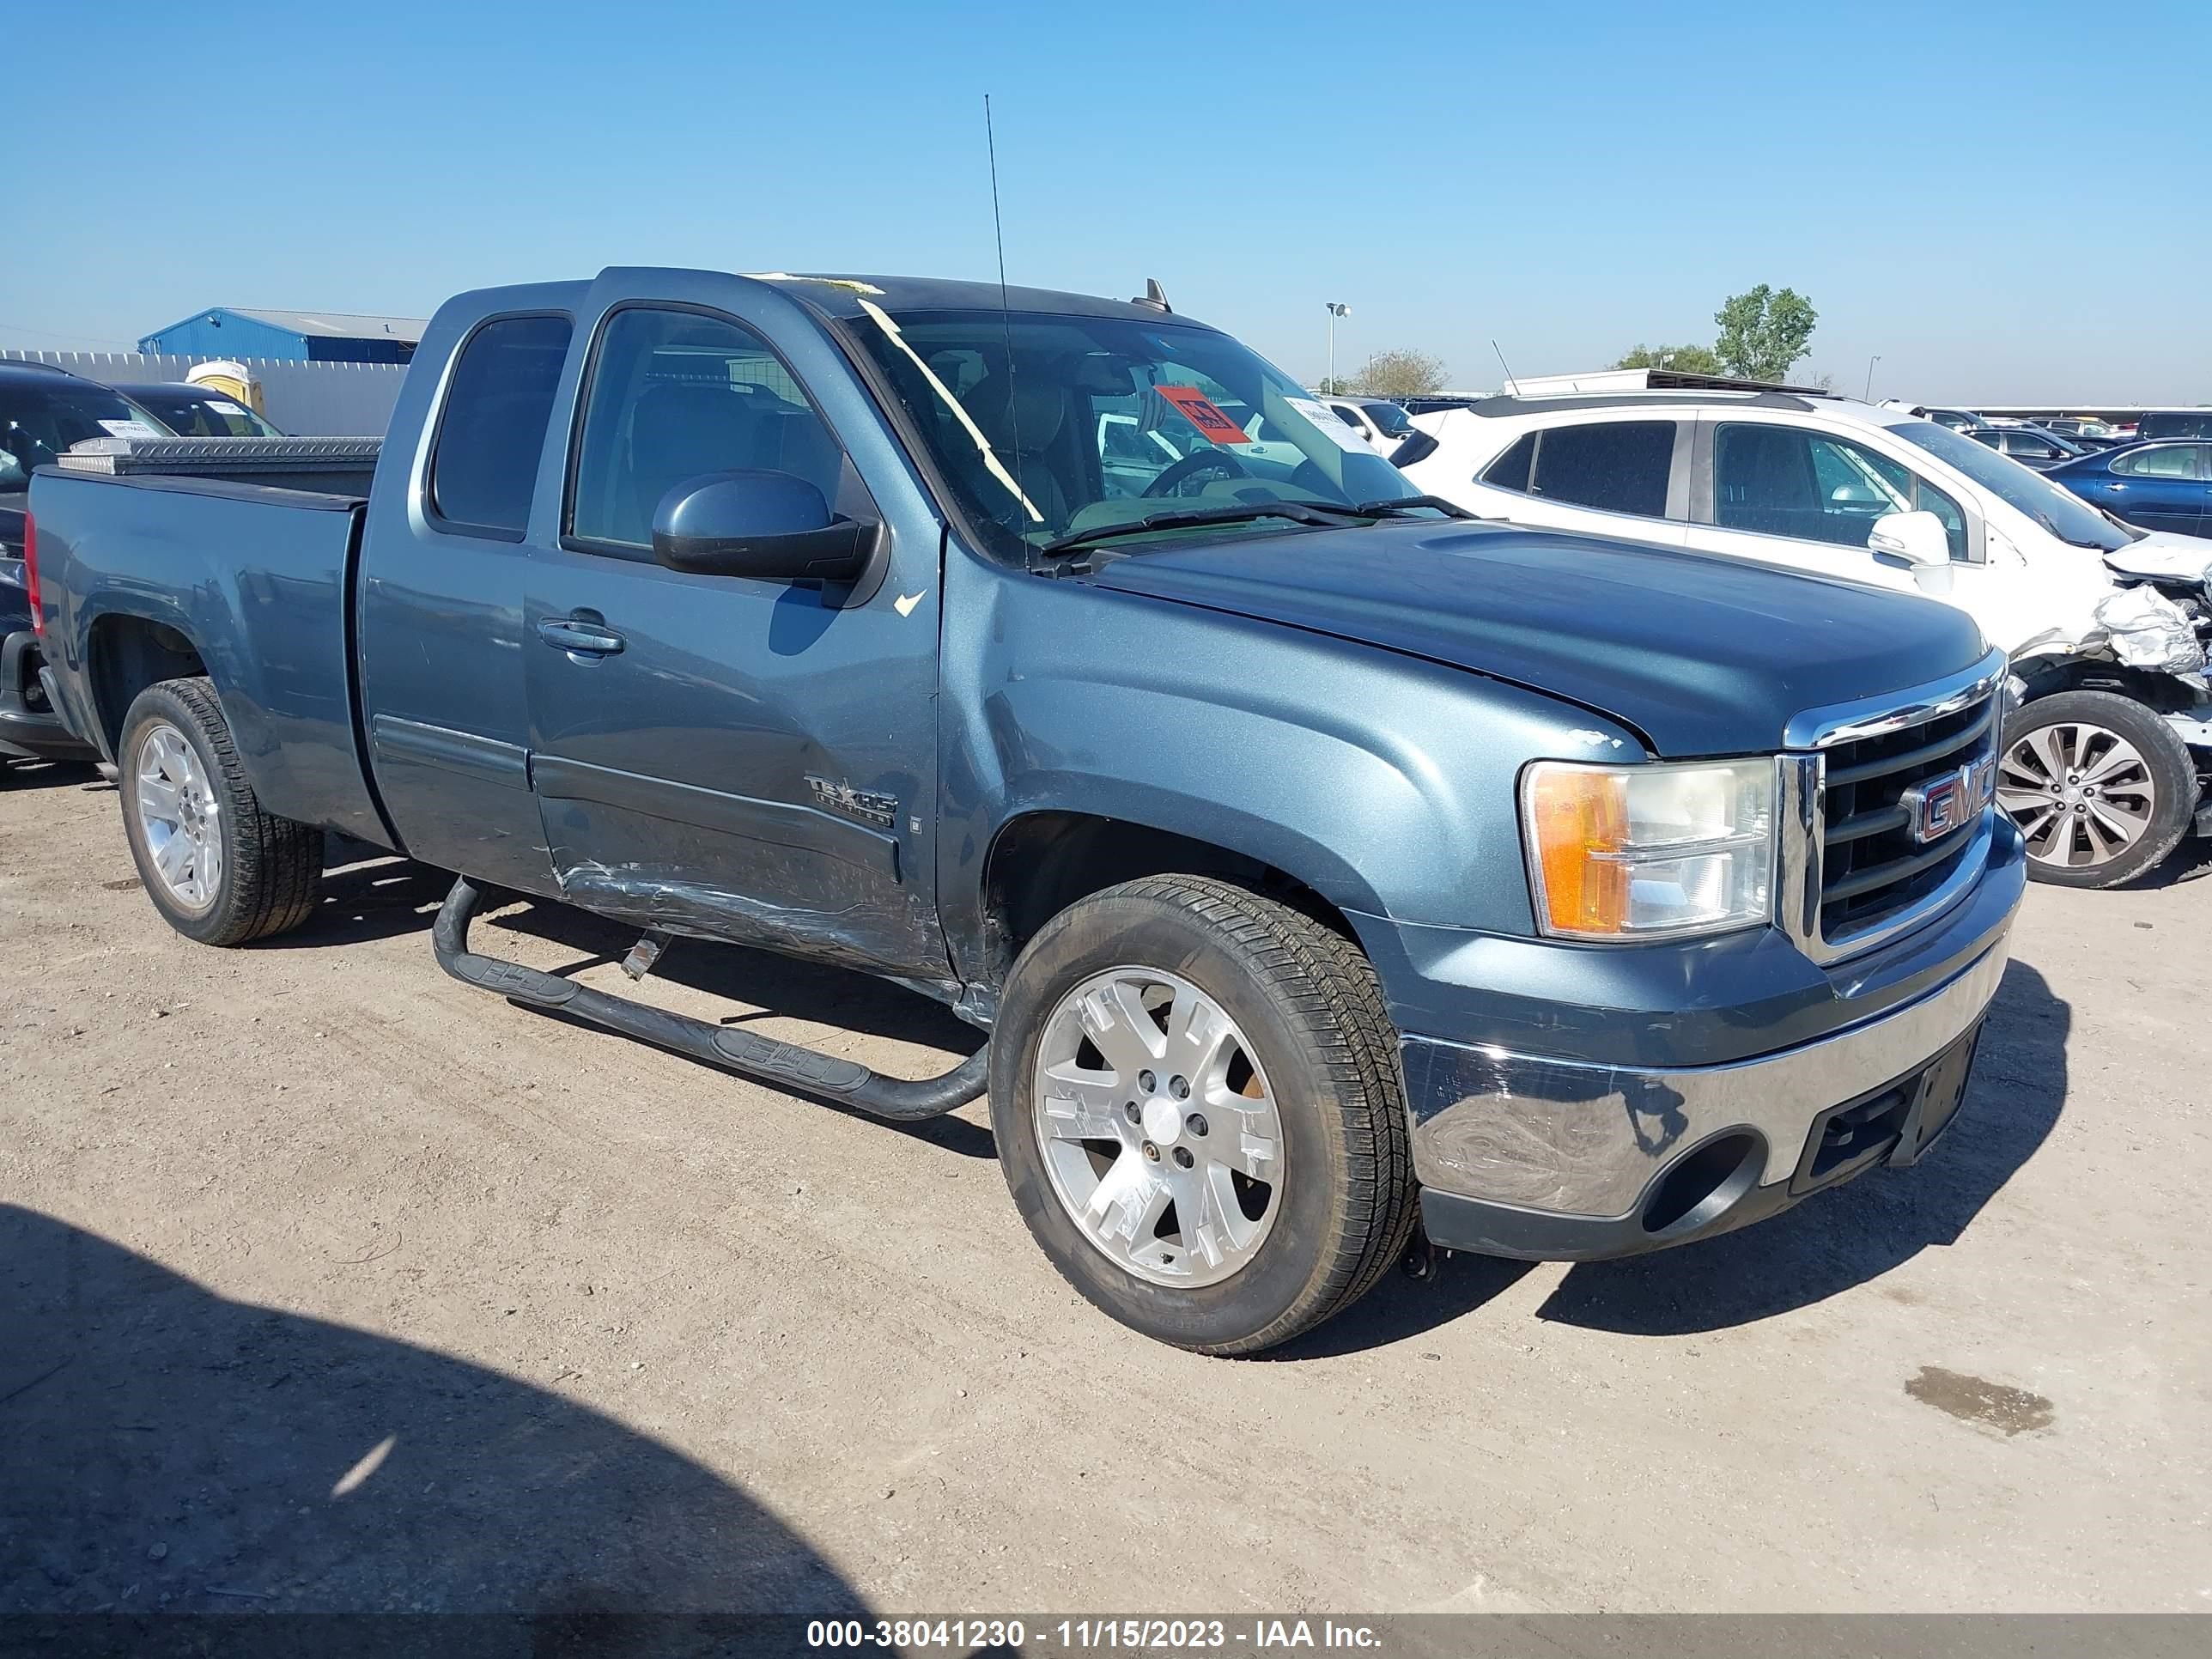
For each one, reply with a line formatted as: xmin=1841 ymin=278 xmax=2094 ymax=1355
xmin=1156 ymin=385 xmax=1252 ymax=445
xmin=1285 ymin=395 xmax=1377 ymax=453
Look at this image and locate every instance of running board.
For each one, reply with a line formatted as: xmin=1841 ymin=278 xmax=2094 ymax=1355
xmin=431 ymin=876 xmax=989 ymax=1122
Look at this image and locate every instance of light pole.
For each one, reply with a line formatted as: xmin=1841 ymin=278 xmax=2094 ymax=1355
xmin=1863 ymin=354 xmax=1881 ymax=400
xmin=1325 ymin=301 xmax=1350 ymax=392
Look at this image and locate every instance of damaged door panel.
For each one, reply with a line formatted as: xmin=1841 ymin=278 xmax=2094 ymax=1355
xmin=535 ymin=758 xmax=947 ymax=984
xmin=524 ymin=293 xmax=950 ymax=982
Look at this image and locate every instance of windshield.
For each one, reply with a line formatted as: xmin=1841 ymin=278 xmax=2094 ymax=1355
xmin=129 ymin=389 xmax=284 ymax=438
xmin=1891 ymin=418 xmax=2131 ymax=551
xmin=1364 ymin=402 xmax=1413 ymax=439
xmin=848 ymin=307 xmax=1410 ymax=560
xmin=1 ymin=382 xmax=172 ymax=489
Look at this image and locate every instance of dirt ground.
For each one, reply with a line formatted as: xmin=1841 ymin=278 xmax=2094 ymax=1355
xmin=3 ymin=756 xmax=2207 ymax=1619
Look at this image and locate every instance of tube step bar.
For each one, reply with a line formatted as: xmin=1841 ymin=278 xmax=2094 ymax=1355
xmin=431 ymin=875 xmax=990 ymax=1122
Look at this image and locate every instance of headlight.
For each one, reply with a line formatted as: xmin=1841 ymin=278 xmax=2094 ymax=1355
xmin=1521 ymin=757 xmax=1775 ymax=940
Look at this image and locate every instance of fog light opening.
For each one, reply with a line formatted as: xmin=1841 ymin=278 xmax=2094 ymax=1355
xmin=1641 ymin=1131 xmax=1762 ymax=1236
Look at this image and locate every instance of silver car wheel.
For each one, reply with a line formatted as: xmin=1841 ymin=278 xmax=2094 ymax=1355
xmin=1030 ymin=966 xmax=1283 ymax=1289
xmin=136 ymin=721 xmax=222 ymax=912
xmin=1996 ymin=721 xmax=2154 ymax=870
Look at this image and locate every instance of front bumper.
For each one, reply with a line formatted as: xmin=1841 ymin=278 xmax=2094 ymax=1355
xmin=1392 ymin=817 xmax=2025 ymax=1261
xmin=0 ymin=630 xmax=94 ymax=763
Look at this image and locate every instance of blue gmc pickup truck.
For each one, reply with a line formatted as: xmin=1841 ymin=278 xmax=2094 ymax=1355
xmin=25 ymin=268 xmax=2026 ymax=1352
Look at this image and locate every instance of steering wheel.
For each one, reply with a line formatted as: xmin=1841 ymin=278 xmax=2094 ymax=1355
xmin=1143 ymin=447 xmax=1252 ymax=499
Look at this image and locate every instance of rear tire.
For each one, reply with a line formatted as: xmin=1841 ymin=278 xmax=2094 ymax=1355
xmin=118 ymin=677 xmax=323 ymax=945
xmin=1998 ymin=690 xmax=2196 ymax=888
xmin=990 ymin=875 xmax=1417 ymax=1356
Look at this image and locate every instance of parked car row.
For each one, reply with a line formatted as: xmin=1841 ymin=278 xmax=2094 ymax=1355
xmin=17 ymin=265 xmax=2027 ymax=1355
xmin=1396 ymin=386 xmax=2212 ymax=888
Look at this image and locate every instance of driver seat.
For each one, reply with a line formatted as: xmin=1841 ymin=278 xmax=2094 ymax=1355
xmin=967 ymin=374 xmax=1070 ymax=531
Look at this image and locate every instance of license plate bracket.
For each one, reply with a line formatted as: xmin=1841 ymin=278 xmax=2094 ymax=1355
xmin=1790 ymin=1021 xmax=1984 ymax=1194
xmin=1887 ymin=1023 xmax=1983 ymax=1169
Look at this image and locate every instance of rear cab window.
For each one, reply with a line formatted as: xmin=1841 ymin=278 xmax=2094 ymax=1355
xmin=426 ymin=313 xmax=575 ymax=539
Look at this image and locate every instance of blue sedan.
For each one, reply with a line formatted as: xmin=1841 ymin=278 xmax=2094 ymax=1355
xmin=2046 ymin=440 xmax=2210 ymax=538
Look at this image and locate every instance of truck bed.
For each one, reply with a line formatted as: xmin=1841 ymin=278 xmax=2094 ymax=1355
xmin=32 ymin=469 xmax=392 ymax=848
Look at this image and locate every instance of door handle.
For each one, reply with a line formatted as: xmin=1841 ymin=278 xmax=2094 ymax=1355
xmin=536 ymin=617 xmax=625 ymax=655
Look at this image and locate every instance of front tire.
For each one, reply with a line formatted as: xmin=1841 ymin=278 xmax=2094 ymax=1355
xmin=1998 ymin=689 xmax=2196 ymax=888
xmin=990 ymin=875 xmax=1417 ymax=1355
xmin=118 ymin=677 xmax=324 ymax=945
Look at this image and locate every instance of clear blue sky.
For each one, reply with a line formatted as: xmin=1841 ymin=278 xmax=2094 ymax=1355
xmin=9 ymin=1 xmax=2209 ymax=403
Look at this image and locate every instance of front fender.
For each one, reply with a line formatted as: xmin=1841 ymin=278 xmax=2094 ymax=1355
xmin=937 ymin=551 xmax=1645 ymax=975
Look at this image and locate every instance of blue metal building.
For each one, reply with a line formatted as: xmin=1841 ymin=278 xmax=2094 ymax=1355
xmin=137 ymin=307 xmax=425 ymax=364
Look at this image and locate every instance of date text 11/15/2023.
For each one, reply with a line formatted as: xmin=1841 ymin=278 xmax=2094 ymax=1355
xmin=805 ymin=1618 xmax=1385 ymax=1650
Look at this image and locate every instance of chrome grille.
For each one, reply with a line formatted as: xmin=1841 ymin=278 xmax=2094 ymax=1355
xmin=1820 ymin=691 xmax=1996 ymax=939
xmin=1777 ymin=647 xmax=2009 ymax=964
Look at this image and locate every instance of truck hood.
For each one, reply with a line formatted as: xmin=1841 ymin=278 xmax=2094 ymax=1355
xmin=1082 ymin=520 xmax=1990 ymax=757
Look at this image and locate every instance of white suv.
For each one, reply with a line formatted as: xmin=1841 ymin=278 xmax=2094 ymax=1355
xmin=1399 ymin=389 xmax=2212 ymax=887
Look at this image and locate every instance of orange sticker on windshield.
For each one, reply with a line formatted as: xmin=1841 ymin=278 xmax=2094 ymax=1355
xmin=1157 ymin=385 xmax=1252 ymax=444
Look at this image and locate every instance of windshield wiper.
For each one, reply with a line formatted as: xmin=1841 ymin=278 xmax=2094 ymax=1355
xmin=2041 ymin=513 xmax=2121 ymax=550
xmin=1037 ymin=495 xmax=1478 ymax=558
xmin=1038 ymin=501 xmax=1364 ymax=556
xmin=1346 ymin=495 xmax=1477 ymax=520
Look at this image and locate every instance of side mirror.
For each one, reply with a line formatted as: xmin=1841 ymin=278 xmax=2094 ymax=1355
xmin=651 ymin=471 xmax=880 ymax=585
xmin=1868 ymin=509 xmax=1951 ymax=568
xmin=0 ymin=452 xmax=26 ymax=490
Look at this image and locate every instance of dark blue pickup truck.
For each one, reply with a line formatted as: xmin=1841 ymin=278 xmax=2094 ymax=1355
xmin=25 ymin=269 xmax=2025 ymax=1352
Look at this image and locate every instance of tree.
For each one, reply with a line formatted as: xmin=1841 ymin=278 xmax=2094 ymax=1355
xmin=1352 ymin=349 xmax=1448 ymax=399
xmin=1315 ymin=375 xmax=1357 ymax=395
xmin=1613 ymin=343 xmax=1724 ymax=374
xmin=1712 ymin=285 xmax=1818 ymax=382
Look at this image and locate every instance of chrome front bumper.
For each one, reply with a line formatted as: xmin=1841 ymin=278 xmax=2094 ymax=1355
xmin=1401 ymin=935 xmax=2011 ymax=1223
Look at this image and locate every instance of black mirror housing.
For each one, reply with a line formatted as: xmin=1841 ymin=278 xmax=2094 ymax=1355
xmin=651 ymin=471 xmax=881 ymax=586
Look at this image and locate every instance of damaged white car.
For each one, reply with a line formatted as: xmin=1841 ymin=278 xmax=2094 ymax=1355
xmin=1395 ymin=389 xmax=2212 ymax=887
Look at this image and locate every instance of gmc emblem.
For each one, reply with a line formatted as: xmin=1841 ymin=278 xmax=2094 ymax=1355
xmin=1902 ymin=758 xmax=1996 ymax=845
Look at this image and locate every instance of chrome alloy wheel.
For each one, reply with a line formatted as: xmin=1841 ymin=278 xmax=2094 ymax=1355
xmin=135 ymin=721 xmax=222 ymax=911
xmin=1997 ymin=721 xmax=2156 ymax=871
xmin=1030 ymin=967 xmax=1284 ymax=1288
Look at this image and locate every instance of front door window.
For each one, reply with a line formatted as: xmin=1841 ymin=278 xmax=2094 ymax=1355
xmin=1715 ymin=423 xmax=1967 ymax=558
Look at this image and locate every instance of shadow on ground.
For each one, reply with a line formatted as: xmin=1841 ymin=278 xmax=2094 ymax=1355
xmin=1270 ymin=1255 xmax=1536 ymax=1360
xmin=2142 ymin=832 xmax=2212 ymax=886
xmin=1533 ymin=958 xmax=2069 ymax=1334
xmin=0 ymin=1205 xmax=866 ymax=1627
xmin=0 ymin=757 xmax=105 ymax=792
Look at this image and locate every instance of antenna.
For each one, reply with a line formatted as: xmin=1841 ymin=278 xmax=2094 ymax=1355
xmin=983 ymin=94 xmax=1028 ymax=537
xmin=984 ymin=94 xmax=1013 ymax=315
xmin=1491 ymin=339 xmax=1520 ymax=397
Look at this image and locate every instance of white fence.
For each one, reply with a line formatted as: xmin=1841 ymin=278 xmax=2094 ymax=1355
xmin=2 ymin=349 xmax=405 ymax=437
